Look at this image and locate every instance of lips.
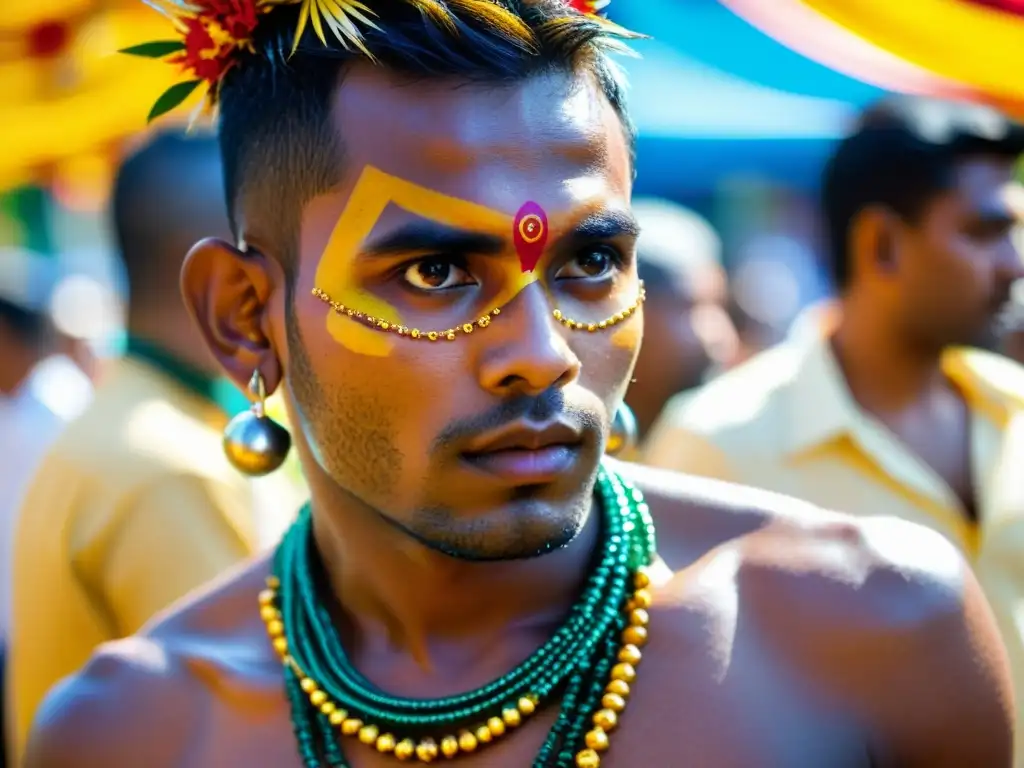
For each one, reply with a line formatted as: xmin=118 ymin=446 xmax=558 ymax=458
xmin=461 ymin=421 xmax=584 ymax=484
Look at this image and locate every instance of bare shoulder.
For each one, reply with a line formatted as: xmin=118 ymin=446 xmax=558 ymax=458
xmin=25 ymin=636 xmax=193 ymax=768
xmin=621 ymin=460 xmax=982 ymax=639
xmin=618 ymin=461 xmax=1013 ymax=766
xmin=25 ymin=555 xmax=274 ymax=768
xmin=618 ymin=459 xmax=962 ymax=584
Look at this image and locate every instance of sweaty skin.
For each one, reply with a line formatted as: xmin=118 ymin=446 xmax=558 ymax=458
xmin=24 ymin=66 xmax=1013 ymax=767
xmin=314 ymin=168 xmax=628 ymax=358
xmin=24 ymin=466 xmax=1012 ymax=768
xmin=313 ymin=165 xmax=526 ymax=357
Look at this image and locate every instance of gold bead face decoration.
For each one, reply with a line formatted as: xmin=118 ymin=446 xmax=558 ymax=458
xmin=312 ymin=281 xmax=644 ymax=344
xmin=313 ymin=287 xmax=500 ymax=342
xmin=552 ymin=283 xmax=645 ymax=333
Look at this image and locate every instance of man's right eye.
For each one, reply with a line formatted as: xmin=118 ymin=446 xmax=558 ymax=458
xmin=401 ymin=257 xmax=476 ymax=292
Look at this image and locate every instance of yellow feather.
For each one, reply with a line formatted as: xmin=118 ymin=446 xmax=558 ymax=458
xmin=347 ymin=0 xmax=380 ymax=18
xmin=308 ymin=0 xmax=329 ymax=46
xmin=339 ymin=0 xmax=381 ymax=31
xmin=592 ymin=16 xmax=646 ymax=41
xmin=317 ymin=0 xmax=375 ymax=58
xmin=444 ymin=0 xmax=536 ymax=49
xmin=408 ymin=0 xmax=457 ymax=33
xmin=291 ymin=0 xmax=312 ymax=53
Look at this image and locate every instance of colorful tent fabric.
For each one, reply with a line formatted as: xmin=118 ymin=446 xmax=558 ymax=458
xmin=719 ymin=0 xmax=1024 ymax=115
xmin=0 ymin=1 xmax=189 ymax=191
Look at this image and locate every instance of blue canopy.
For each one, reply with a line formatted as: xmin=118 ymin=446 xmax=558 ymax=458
xmin=607 ymin=0 xmax=889 ymax=193
xmin=612 ymin=0 xmax=886 ymax=104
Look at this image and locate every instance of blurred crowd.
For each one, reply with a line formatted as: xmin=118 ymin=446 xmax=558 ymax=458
xmin=3 ymin=88 xmax=1024 ymax=765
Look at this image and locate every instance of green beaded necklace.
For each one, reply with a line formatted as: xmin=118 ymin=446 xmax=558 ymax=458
xmin=260 ymin=465 xmax=656 ymax=768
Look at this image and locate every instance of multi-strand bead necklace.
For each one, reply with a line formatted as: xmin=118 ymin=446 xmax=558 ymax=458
xmin=260 ymin=466 xmax=656 ymax=768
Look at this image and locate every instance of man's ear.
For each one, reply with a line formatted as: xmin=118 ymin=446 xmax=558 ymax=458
xmin=180 ymin=237 xmax=284 ymax=395
xmin=849 ymin=205 xmax=902 ymax=285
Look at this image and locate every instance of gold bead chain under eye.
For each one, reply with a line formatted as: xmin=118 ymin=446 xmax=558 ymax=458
xmin=312 ymin=287 xmax=500 ymax=341
xmin=552 ymin=282 xmax=645 ymax=332
xmin=312 ymin=281 xmax=644 ymax=342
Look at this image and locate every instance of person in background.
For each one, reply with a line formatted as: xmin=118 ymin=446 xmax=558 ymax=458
xmin=643 ymin=95 xmax=1024 ymax=763
xmin=0 ymin=248 xmax=92 ymax=768
xmin=623 ymin=199 xmax=737 ymax=445
xmin=1004 ymin=321 xmax=1024 ymax=365
xmin=23 ymin=0 xmax=1010 ymax=761
xmin=786 ymin=296 xmax=840 ymax=344
xmin=997 ymin=280 xmax=1024 ymax=365
xmin=5 ymin=130 xmax=298 ymax=765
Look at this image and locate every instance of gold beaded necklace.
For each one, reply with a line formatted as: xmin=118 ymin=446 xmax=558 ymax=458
xmin=260 ymin=568 xmax=652 ymax=766
xmin=261 ymin=460 xmax=654 ymax=768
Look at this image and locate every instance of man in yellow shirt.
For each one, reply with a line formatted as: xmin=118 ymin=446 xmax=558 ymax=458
xmin=623 ymin=198 xmax=737 ymax=446
xmin=5 ymin=131 xmax=301 ymax=764
xmin=645 ymin=95 xmax=1024 ymax=762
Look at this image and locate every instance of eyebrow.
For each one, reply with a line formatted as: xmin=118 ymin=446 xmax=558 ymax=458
xmin=362 ymin=220 xmax=507 ymax=258
xmin=571 ymin=210 xmax=641 ymax=242
xmin=360 ymin=208 xmax=641 ymax=259
xmin=970 ymin=207 xmax=1017 ymax=228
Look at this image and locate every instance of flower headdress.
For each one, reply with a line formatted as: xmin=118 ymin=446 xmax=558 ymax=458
xmin=124 ymin=0 xmax=623 ymax=123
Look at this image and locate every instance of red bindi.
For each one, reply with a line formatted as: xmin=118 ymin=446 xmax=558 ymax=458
xmin=513 ymin=202 xmax=548 ymax=273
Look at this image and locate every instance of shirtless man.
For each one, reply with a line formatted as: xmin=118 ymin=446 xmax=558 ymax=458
xmin=25 ymin=1 xmax=1011 ymax=766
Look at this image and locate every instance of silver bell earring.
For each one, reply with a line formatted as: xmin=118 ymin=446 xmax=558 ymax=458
xmin=222 ymin=369 xmax=292 ymax=476
xmin=606 ymin=402 xmax=638 ymax=457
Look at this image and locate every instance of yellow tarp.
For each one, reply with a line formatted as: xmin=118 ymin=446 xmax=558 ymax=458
xmin=0 ymin=2 xmax=199 ymax=191
xmin=719 ymin=0 xmax=1024 ymax=115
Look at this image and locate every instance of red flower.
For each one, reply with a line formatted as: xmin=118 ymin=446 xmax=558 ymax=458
xmin=174 ymin=16 xmax=234 ymax=83
xmin=27 ymin=20 xmax=70 ymax=59
xmin=566 ymin=0 xmax=609 ymax=14
xmin=199 ymin=0 xmax=261 ymax=41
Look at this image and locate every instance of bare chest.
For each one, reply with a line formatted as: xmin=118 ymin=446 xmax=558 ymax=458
xmin=177 ymin=638 xmax=868 ymax=768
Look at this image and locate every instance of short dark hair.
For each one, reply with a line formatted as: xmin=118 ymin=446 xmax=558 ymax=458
xmin=0 ymin=298 xmax=47 ymax=347
xmin=112 ymin=130 xmax=228 ymax=306
xmin=821 ymin=95 xmax=1024 ymax=290
xmin=218 ymin=1 xmax=638 ymax=277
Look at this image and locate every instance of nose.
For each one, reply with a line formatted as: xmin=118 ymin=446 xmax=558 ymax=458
xmin=477 ymin=283 xmax=581 ymax=398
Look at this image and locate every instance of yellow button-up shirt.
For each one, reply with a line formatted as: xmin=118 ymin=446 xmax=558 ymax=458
xmin=5 ymin=357 xmax=300 ymax=764
xmin=644 ymin=337 xmax=1024 ymax=763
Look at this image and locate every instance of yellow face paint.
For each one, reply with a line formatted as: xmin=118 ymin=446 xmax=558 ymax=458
xmin=610 ymin=310 xmax=644 ymax=351
xmin=312 ymin=281 xmax=645 ymax=344
xmin=312 ymin=164 xmax=643 ymax=355
xmin=313 ymin=165 xmax=539 ymax=356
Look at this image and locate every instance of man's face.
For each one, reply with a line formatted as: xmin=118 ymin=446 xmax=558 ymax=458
xmin=897 ymin=155 xmax=1024 ymax=347
xmin=284 ymin=65 xmax=639 ymax=561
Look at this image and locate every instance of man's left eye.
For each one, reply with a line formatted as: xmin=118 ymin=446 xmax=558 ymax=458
xmin=557 ymin=246 xmax=621 ymax=280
